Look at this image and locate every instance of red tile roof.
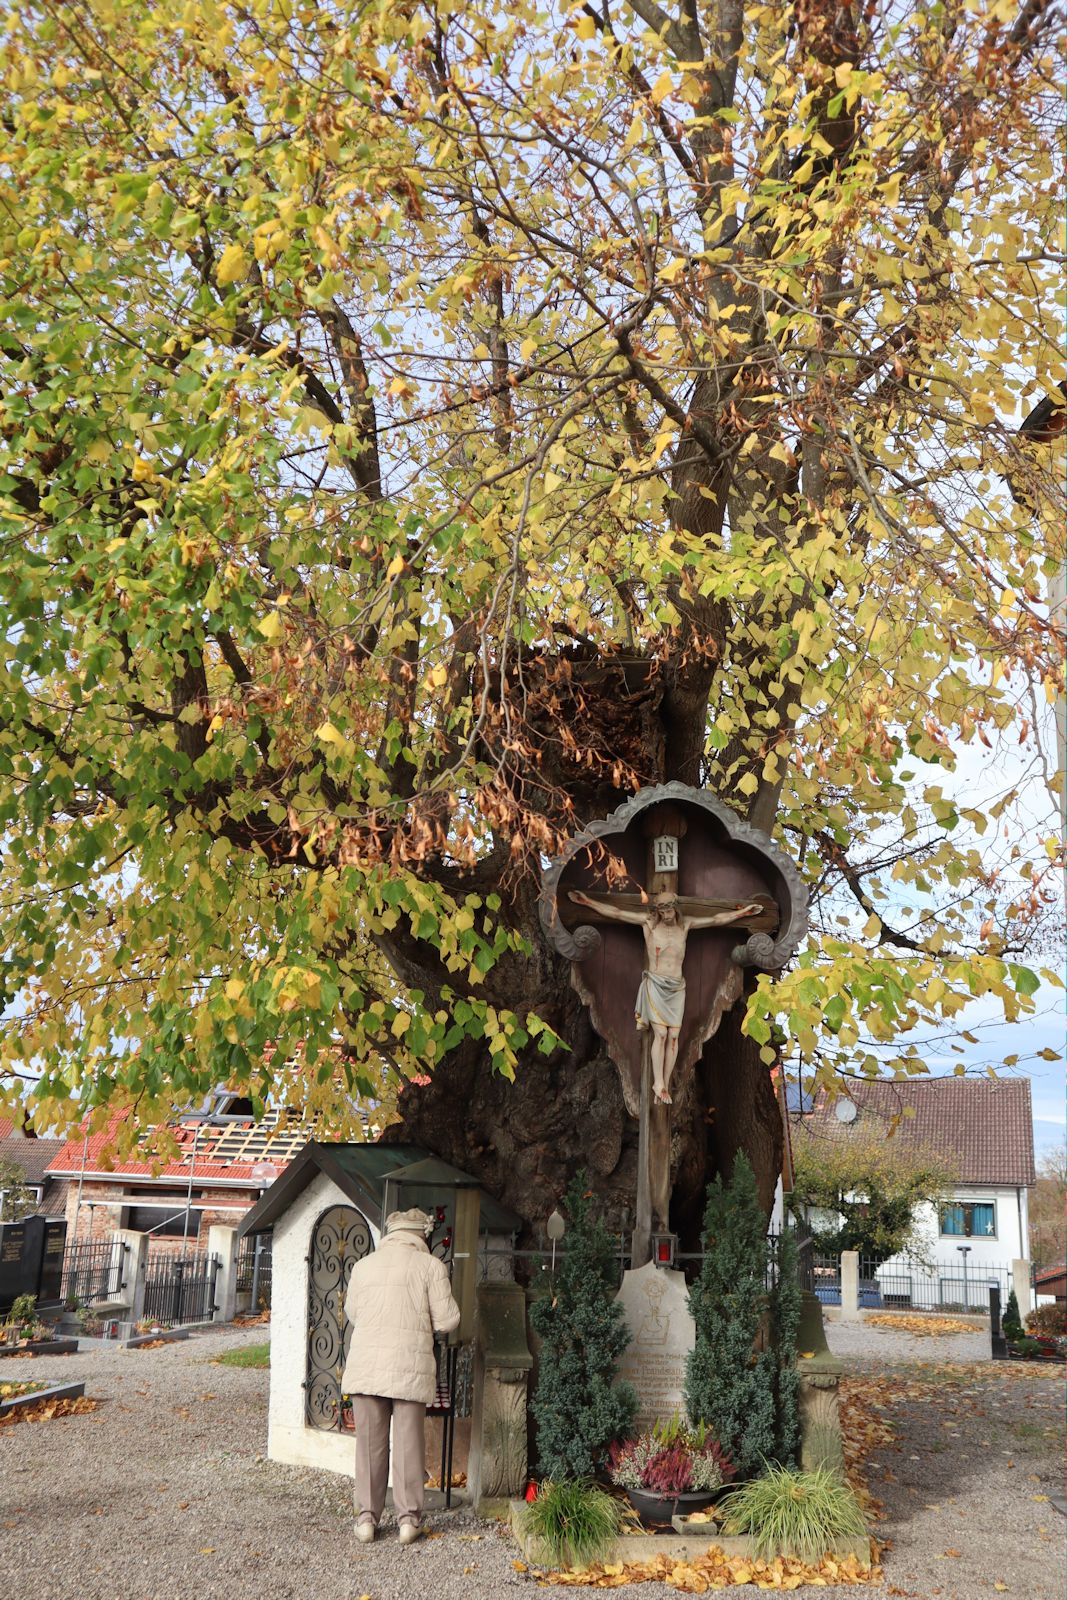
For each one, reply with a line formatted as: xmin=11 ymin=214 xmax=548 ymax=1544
xmin=45 ymin=1112 xmax=306 ymax=1186
xmin=794 ymin=1077 xmax=1036 ymax=1187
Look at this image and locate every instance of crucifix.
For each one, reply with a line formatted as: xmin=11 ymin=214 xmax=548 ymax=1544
xmin=560 ymin=804 xmax=778 ymax=1265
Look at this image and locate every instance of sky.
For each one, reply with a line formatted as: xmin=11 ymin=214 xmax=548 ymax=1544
xmin=848 ymin=711 xmax=1064 ymax=1164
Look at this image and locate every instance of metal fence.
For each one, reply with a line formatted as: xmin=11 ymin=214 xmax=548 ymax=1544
xmin=857 ymin=1255 xmax=1017 ymax=1313
xmin=143 ymin=1250 xmax=220 ymax=1326
xmin=235 ymin=1234 xmax=272 ymax=1311
xmin=60 ymin=1241 xmax=127 ymax=1306
xmin=476 ymin=1226 xmax=807 ymax=1290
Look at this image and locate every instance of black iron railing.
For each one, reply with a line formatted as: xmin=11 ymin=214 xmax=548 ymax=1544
xmin=60 ymin=1241 xmax=128 ymax=1306
xmin=236 ymin=1233 xmax=272 ymax=1310
xmin=142 ymin=1250 xmax=220 ymax=1326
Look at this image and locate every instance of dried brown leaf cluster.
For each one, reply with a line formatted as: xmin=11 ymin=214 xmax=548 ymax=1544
xmin=538 ymin=1545 xmax=880 ymax=1591
xmin=0 ymin=1395 xmax=98 ymax=1428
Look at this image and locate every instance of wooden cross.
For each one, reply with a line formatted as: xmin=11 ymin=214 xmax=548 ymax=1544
xmin=564 ymin=805 xmax=778 ymax=1266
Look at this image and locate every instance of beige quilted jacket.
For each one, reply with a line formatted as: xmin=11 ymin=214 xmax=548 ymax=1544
xmin=341 ymin=1231 xmax=461 ymax=1404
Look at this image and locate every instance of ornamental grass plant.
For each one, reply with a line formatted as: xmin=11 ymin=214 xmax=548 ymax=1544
xmin=521 ymin=1480 xmax=622 ymax=1571
xmin=719 ymin=1464 xmax=868 ymax=1561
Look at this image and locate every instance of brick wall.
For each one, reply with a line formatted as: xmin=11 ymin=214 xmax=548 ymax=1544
xmin=63 ymin=1180 xmax=124 ymax=1242
xmin=61 ymin=1180 xmax=257 ymax=1247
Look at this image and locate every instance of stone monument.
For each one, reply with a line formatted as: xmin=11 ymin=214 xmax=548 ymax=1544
xmin=613 ymin=1261 xmax=694 ymax=1434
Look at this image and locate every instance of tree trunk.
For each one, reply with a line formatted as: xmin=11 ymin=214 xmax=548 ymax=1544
xmin=384 ymin=653 xmax=784 ymax=1235
xmin=386 ymin=953 xmax=783 ymax=1240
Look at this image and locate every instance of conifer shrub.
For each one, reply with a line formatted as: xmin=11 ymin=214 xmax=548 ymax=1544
xmin=530 ymin=1175 xmax=637 ymax=1480
xmin=685 ymin=1155 xmax=801 ymax=1478
xmin=1002 ymin=1287 xmax=1023 ymax=1342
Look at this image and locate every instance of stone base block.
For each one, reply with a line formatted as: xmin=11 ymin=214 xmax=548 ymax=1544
xmin=509 ymin=1501 xmax=873 ymax=1572
xmin=0 ymin=1380 xmax=86 ymax=1417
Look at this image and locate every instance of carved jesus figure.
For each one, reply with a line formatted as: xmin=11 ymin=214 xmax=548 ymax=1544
xmin=568 ymin=889 xmax=764 ymax=1105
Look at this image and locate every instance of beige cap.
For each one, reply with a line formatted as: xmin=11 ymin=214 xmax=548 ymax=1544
xmin=385 ymin=1207 xmax=434 ymax=1236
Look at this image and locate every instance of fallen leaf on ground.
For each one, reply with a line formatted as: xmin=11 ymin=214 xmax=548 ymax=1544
xmin=866 ymin=1313 xmax=977 ymax=1337
xmin=0 ymin=1396 xmax=98 ymax=1428
xmin=538 ymin=1544 xmax=880 ymax=1591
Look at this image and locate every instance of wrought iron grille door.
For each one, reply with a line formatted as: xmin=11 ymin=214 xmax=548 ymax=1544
xmin=305 ymin=1205 xmax=373 ymax=1430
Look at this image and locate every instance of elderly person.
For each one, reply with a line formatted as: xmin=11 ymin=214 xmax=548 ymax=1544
xmin=342 ymin=1207 xmax=461 ymax=1545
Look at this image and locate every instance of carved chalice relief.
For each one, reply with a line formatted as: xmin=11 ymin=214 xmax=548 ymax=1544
xmin=567 ymin=889 xmax=763 ymax=1105
xmin=635 ymin=1273 xmax=672 ymax=1348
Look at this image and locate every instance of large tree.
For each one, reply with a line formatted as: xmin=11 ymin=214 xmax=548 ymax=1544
xmin=0 ymin=0 xmax=1062 ymax=1234
xmin=1028 ymin=1144 xmax=1066 ymax=1271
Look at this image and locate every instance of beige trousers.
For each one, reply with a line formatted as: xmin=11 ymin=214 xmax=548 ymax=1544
xmin=351 ymin=1394 xmax=426 ymax=1527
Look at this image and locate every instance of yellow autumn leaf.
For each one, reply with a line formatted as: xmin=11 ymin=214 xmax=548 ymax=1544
xmin=257 ymin=611 xmax=282 ymax=641
xmin=575 ymin=14 xmax=596 ymax=39
xmin=651 ymin=69 xmax=673 ymax=105
xmin=215 ymin=242 xmax=248 ymax=286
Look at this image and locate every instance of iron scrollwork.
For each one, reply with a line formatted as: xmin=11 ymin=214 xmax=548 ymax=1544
xmin=305 ymin=1204 xmax=374 ymax=1431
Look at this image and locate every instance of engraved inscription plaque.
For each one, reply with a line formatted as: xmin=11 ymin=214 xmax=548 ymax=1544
xmin=614 ymin=1261 xmax=695 ymax=1434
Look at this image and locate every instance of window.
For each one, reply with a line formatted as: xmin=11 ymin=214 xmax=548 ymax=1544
xmin=124 ymin=1204 xmax=192 ymax=1237
xmin=939 ymin=1201 xmax=996 ymax=1238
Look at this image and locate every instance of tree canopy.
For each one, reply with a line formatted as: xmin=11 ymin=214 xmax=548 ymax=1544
xmin=0 ymin=0 xmax=1062 ymax=1216
xmin=1028 ymin=1143 xmax=1066 ymax=1270
xmin=788 ymin=1122 xmax=957 ymax=1259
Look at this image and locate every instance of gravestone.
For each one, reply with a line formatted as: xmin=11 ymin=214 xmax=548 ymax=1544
xmin=0 ymin=1221 xmax=28 ymax=1314
xmin=614 ymin=1262 xmax=694 ymax=1433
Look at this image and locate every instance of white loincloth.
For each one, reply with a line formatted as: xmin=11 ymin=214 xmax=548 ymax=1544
xmin=635 ymin=971 xmax=685 ymax=1032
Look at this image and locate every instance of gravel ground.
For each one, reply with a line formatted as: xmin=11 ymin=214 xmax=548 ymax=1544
xmin=0 ymin=1321 xmax=1062 ymax=1600
xmin=825 ymin=1312 xmax=992 ymax=1367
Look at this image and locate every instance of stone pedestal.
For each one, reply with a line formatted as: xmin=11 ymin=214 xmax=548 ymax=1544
xmin=208 ymin=1225 xmax=239 ymax=1323
xmin=840 ymin=1251 xmax=860 ymax=1320
xmin=469 ymin=1281 xmax=533 ymax=1514
xmin=111 ymin=1230 xmax=148 ymax=1324
xmin=614 ymin=1262 xmax=694 ymax=1432
xmin=796 ymin=1291 xmax=845 ymax=1474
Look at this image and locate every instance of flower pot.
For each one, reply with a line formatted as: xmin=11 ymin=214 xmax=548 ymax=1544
xmin=624 ymin=1488 xmax=718 ymax=1527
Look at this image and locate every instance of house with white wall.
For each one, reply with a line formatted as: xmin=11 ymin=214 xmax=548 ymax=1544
xmin=791 ymin=1077 xmax=1035 ymax=1310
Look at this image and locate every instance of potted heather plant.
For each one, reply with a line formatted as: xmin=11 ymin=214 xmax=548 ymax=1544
xmin=608 ymin=1417 xmax=735 ymax=1526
